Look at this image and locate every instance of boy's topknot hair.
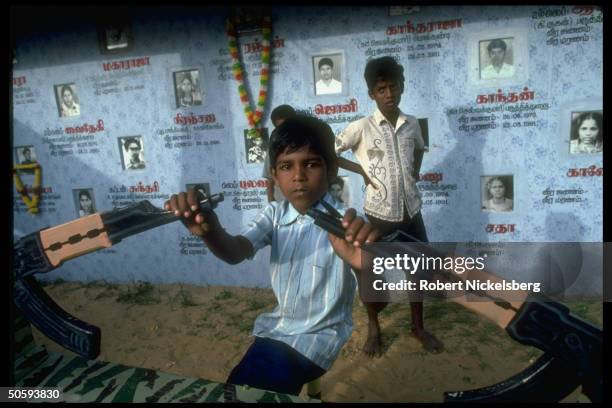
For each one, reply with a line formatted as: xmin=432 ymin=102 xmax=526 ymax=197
xmin=268 ymin=114 xmax=338 ymax=178
xmin=270 ymin=104 xmax=296 ymax=124
xmin=364 ymin=56 xmax=405 ymax=92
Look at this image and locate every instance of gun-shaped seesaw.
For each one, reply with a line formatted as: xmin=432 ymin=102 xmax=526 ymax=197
xmin=12 ymin=193 xmax=223 ymax=360
xmin=12 ymin=194 xmax=602 ymax=402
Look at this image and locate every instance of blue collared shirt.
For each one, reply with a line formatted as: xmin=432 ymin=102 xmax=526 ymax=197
xmin=241 ymin=193 xmax=356 ymax=370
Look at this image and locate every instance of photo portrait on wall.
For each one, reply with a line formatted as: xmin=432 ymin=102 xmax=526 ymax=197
xmin=467 ymin=30 xmax=527 ymax=87
xmin=14 ymin=145 xmax=37 ymax=174
xmin=312 ymin=53 xmax=344 ymax=96
xmin=185 ymin=183 xmax=211 ymax=200
xmin=173 ymin=69 xmax=203 ymax=108
xmin=329 ymin=176 xmax=350 ymax=208
xmin=54 ymin=83 xmax=80 ymax=117
xmin=98 ymin=21 xmax=133 ymax=54
xmin=481 ymin=175 xmax=514 ymax=213
xmin=244 ymin=128 xmax=269 ymax=164
xmin=569 ymin=110 xmax=603 ymax=154
xmin=15 ymin=145 xmax=37 ymax=165
xmin=118 ymin=136 xmax=146 ymax=170
xmin=73 ymin=188 xmax=97 ymax=218
xmin=479 ymin=37 xmax=515 ymax=80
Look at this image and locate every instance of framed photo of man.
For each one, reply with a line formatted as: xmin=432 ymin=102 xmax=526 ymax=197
xmin=73 ymin=188 xmax=97 ymax=218
xmin=312 ymin=52 xmax=345 ymax=96
xmin=118 ymin=136 xmax=146 ymax=171
xmin=185 ymin=183 xmax=211 ymax=200
xmin=14 ymin=145 xmax=37 ymax=174
xmin=15 ymin=145 xmax=37 ymax=165
xmin=479 ymin=37 xmax=515 ymax=80
xmin=54 ymin=83 xmax=80 ymax=118
xmin=467 ymin=30 xmax=527 ymax=87
xmin=481 ymin=175 xmax=514 ymax=213
xmin=98 ymin=21 xmax=133 ymax=54
xmin=244 ymin=128 xmax=269 ymax=164
xmin=569 ymin=110 xmax=603 ymax=154
xmin=173 ymin=69 xmax=203 ymax=109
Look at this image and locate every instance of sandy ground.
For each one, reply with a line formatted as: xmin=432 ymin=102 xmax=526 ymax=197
xmin=30 ymin=280 xmax=601 ymax=402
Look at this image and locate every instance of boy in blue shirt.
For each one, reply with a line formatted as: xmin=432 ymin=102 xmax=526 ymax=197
xmin=165 ymin=115 xmax=381 ymax=396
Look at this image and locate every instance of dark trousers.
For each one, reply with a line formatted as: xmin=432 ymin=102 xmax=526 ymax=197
xmin=367 ymin=208 xmax=429 ymax=243
xmin=366 ymin=208 xmax=428 ymax=304
xmin=226 ymin=336 xmax=326 ymax=396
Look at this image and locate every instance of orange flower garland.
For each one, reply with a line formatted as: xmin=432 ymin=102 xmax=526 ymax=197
xmin=226 ymin=15 xmax=271 ymax=134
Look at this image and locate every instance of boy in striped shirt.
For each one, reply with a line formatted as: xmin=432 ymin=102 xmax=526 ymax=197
xmin=165 ymin=115 xmax=381 ymax=396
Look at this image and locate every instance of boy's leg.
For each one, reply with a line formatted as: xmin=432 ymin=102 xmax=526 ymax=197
xmin=399 ymin=211 xmax=444 ymax=353
xmin=226 ymin=336 xmax=326 ymax=396
xmin=363 ymin=301 xmax=386 ymax=357
xmin=357 ymin=213 xmax=404 ymax=357
xmin=353 ymin=249 xmax=388 ymax=357
xmin=367 ymin=210 xmax=443 ymax=353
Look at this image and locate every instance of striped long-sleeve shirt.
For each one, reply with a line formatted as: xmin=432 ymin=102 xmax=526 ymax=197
xmin=241 ymin=194 xmax=356 ymax=370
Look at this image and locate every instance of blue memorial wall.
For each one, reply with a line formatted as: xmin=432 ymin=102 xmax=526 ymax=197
xmin=12 ymin=5 xmax=603 ymax=287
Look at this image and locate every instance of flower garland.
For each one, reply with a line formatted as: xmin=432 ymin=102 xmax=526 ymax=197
xmin=226 ymin=15 xmax=271 ymax=137
xmin=13 ymin=163 xmax=42 ymax=214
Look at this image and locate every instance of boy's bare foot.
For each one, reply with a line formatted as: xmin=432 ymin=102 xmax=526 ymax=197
xmin=363 ymin=318 xmax=383 ymax=357
xmin=411 ymin=329 xmax=443 ymax=353
xmin=362 ymin=333 xmax=382 ymax=357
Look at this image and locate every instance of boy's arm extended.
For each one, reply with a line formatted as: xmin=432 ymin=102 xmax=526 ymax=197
xmin=165 ymin=191 xmax=253 ymax=264
xmin=412 ymin=148 xmax=424 ymax=180
xmin=337 ymin=156 xmax=377 ymax=188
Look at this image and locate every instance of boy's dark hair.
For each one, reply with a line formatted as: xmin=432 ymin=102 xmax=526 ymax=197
xmin=487 ymin=38 xmax=507 ymax=53
xmin=22 ymin=147 xmax=31 ymax=154
xmin=269 ymin=114 xmax=338 ymax=178
xmin=364 ymin=56 xmax=405 ymax=92
xmin=270 ymin=104 xmax=296 ymax=125
xmin=318 ymin=57 xmax=334 ymax=70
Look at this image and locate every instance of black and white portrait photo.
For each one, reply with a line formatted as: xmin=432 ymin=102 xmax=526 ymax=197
xmin=481 ymin=175 xmax=514 ymax=213
xmin=73 ymin=188 xmax=96 ymax=218
xmin=244 ymin=128 xmax=269 ymax=164
xmin=329 ymin=176 xmax=350 ymax=207
xmin=15 ymin=145 xmax=37 ymax=165
xmin=118 ymin=136 xmax=146 ymax=171
xmin=569 ymin=111 xmax=603 ymax=154
xmin=479 ymin=37 xmax=515 ymax=80
xmin=54 ymin=83 xmax=80 ymax=117
xmin=173 ymin=69 xmax=203 ymax=108
xmin=185 ymin=183 xmax=211 ymax=200
xmin=312 ymin=53 xmax=343 ymax=96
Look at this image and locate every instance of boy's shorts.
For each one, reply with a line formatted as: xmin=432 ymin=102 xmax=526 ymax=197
xmin=367 ymin=208 xmax=428 ymax=242
xmin=226 ymin=336 xmax=326 ymax=396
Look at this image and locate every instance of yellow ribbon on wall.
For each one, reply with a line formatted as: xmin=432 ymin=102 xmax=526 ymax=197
xmin=13 ymin=163 xmax=42 ymax=214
